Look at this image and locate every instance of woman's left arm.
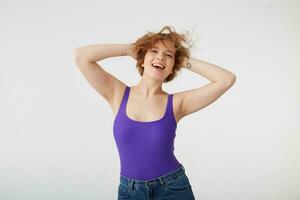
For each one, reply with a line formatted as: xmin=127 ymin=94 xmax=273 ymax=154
xmin=175 ymin=57 xmax=236 ymax=119
xmin=182 ymin=57 xmax=236 ymax=83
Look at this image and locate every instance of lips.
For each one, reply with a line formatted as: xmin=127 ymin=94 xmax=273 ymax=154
xmin=151 ymin=63 xmax=165 ymax=70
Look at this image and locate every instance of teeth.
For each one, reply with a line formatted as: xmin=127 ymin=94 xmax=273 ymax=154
xmin=152 ymin=63 xmax=165 ymax=69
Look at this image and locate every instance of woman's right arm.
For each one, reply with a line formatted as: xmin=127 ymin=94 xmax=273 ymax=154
xmin=74 ymin=43 xmax=134 ymax=62
xmin=73 ymin=44 xmax=135 ymax=108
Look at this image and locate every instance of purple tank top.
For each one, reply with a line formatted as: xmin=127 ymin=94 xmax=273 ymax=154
xmin=113 ymin=85 xmax=181 ymax=180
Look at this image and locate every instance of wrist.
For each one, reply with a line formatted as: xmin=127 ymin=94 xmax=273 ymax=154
xmin=181 ymin=57 xmax=189 ymax=67
xmin=121 ymin=44 xmax=131 ymax=56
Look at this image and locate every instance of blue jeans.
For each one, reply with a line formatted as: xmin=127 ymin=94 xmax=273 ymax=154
xmin=117 ymin=165 xmax=195 ymax=199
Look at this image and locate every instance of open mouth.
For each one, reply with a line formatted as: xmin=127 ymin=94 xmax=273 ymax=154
xmin=152 ymin=63 xmax=165 ymax=71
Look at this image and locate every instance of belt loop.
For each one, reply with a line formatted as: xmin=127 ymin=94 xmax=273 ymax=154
xmin=159 ymin=177 xmax=164 ymax=185
xmin=145 ymin=181 xmax=149 ymax=191
xmin=130 ymin=180 xmax=134 ymax=190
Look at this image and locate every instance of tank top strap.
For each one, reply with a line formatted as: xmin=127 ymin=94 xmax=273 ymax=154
xmin=119 ymin=85 xmax=130 ymax=115
xmin=166 ymin=93 xmax=171 ymax=110
xmin=166 ymin=93 xmax=175 ymax=121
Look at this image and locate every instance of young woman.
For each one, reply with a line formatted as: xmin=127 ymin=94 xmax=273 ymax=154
xmin=74 ymin=26 xmax=236 ymax=200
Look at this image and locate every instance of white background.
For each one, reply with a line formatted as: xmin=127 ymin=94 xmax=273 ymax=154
xmin=1 ymin=0 xmax=299 ymax=199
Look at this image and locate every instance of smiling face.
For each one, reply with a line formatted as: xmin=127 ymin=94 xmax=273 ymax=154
xmin=142 ymin=40 xmax=176 ymax=81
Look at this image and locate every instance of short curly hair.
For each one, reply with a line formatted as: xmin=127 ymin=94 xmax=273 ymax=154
xmin=131 ymin=26 xmax=192 ymax=83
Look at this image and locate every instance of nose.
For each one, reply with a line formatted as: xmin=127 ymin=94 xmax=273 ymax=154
xmin=155 ymin=53 xmax=164 ymax=61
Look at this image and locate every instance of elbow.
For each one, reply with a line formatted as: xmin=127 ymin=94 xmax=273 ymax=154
xmin=220 ymin=74 xmax=236 ymax=87
xmin=229 ymin=73 xmax=236 ymax=84
xmin=73 ymin=48 xmax=86 ymax=63
xmin=227 ymin=74 xmax=236 ymax=86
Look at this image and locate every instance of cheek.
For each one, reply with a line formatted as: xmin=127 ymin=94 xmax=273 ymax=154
xmin=171 ymin=64 xmax=176 ymax=73
xmin=143 ymin=55 xmax=152 ymax=63
xmin=167 ymin=65 xmax=174 ymax=74
xmin=169 ymin=61 xmax=175 ymax=69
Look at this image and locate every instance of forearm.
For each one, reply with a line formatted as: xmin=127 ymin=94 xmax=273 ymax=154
xmin=182 ymin=57 xmax=236 ymax=83
xmin=74 ymin=43 xmax=130 ymax=62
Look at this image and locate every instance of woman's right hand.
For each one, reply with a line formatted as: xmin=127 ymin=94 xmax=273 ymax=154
xmin=126 ymin=43 xmax=138 ymax=60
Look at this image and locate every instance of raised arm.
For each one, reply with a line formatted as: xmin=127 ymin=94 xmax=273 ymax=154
xmin=175 ymin=57 xmax=236 ymax=121
xmin=73 ymin=44 xmax=134 ymax=105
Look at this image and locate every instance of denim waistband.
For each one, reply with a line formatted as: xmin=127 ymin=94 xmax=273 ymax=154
xmin=119 ymin=165 xmax=186 ymax=189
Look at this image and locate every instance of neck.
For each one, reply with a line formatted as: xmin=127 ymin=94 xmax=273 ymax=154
xmin=133 ymin=79 xmax=164 ymax=98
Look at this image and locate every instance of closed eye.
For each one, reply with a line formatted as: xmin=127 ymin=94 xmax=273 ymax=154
xmin=150 ymin=50 xmax=173 ymax=58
